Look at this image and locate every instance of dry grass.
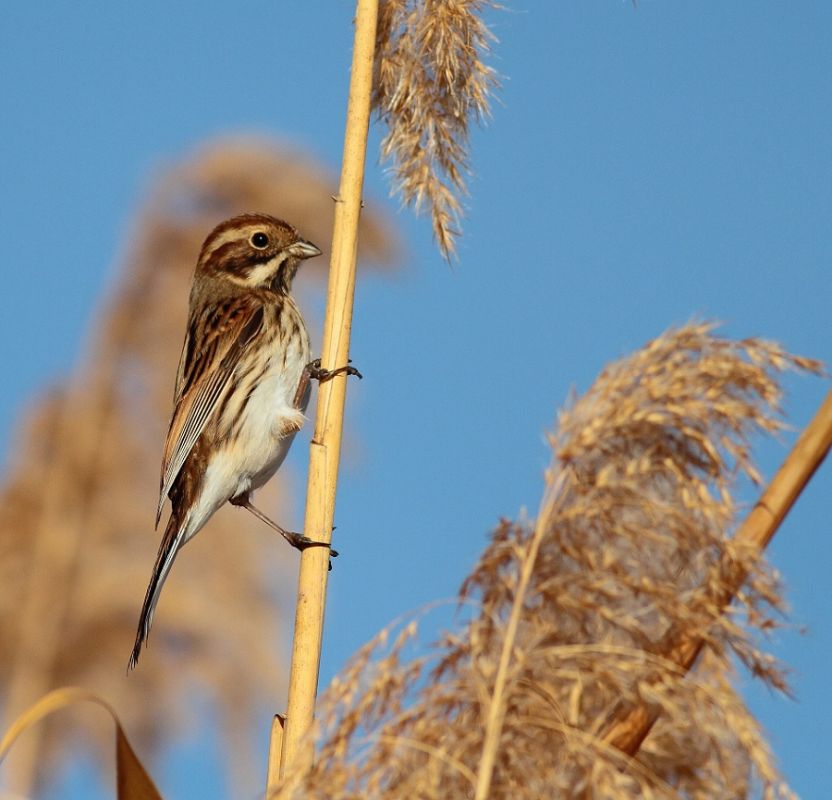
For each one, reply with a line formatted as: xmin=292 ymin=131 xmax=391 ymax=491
xmin=0 ymin=136 xmax=397 ymax=795
xmin=374 ymin=0 xmax=498 ymax=259
xmin=274 ymin=323 xmax=820 ymax=799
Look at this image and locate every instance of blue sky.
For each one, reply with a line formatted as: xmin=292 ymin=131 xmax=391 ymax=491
xmin=1 ymin=1 xmax=831 ymax=797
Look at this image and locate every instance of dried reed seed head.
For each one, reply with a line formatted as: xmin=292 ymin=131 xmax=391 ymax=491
xmin=273 ymin=323 xmax=819 ymax=799
xmin=374 ymin=0 xmax=498 ymax=259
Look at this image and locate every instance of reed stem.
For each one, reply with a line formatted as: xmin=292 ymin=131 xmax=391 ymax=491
xmin=265 ymin=0 xmax=379 ymax=790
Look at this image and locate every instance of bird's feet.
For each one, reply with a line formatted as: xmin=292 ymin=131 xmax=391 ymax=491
xmin=285 ymin=532 xmax=338 ymax=571
xmin=306 ymin=358 xmax=363 ymax=383
xmin=293 ymin=359 xmax=362 ymax=408
xmin=284 ymin=530 xmax=340 ymax=559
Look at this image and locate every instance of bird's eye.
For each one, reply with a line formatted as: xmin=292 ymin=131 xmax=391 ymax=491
xmin=250 ymin=232 xmax=269 ymax=249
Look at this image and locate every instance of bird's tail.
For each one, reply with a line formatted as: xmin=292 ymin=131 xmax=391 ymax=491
xmin=128 ymin=507 xmax=188 ymax=671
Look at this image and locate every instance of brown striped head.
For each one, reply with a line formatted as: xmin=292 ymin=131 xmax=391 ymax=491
xmin=196 ymin=213 xmax=321 ymax=293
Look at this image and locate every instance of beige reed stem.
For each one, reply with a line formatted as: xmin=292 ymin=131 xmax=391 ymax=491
xmin=599 ymin=389 xmax=832 ymax=757
xmin=266 ymin=0 xmax=379 ymax=790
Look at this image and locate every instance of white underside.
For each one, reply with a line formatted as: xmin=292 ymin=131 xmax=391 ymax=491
xmin=180 ymin=340 xmax=309 ymax=544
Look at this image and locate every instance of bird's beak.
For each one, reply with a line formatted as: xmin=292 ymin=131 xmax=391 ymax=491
xmin=288 ymin=240 xmax=322 ymax=260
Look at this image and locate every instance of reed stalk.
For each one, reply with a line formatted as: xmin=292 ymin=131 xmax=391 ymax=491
xmin=266 ymin=0 xmax=380 ymax=789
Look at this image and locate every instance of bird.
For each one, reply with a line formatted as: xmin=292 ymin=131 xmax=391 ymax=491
xmin=129 ymin=213 xmax=357 ymax=670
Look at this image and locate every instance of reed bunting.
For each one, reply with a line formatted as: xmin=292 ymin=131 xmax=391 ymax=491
xmin=129 ymin=213 xmax=357 ymax=669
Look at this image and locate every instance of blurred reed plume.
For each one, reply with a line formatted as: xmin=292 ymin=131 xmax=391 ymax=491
xmin=276 ymin=323 xmax=820 ymax=799
xmin=0 ymin=136 xmax=397 ymax=797
xmin=374 ymin=0 xmax=498 ymax=259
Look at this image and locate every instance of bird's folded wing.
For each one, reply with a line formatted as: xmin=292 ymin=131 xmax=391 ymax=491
xmin=156 ymin=297 xmax=265 ymax=525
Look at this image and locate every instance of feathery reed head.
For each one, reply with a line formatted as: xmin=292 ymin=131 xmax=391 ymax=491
xmin=374 ymin=0 xmax=498 ymax=259
xmin=274 ymin=323 xmax=819 ymax=799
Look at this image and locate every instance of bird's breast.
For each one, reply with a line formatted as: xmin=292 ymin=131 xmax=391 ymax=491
xmin=230 ymin=307 xmax=309 ymax=473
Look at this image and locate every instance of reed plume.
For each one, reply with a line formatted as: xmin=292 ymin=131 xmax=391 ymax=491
xmin=373 ymin=0 xmax=498 ymax=259
xmin=0 ymin=136 xmax=396 ymax=797
xmin=274 ymin=323 xmax=820 ymax=799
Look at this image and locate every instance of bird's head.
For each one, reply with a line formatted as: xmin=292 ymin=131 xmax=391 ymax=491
xmin=196 ymin=213 xmax=321 ymax=294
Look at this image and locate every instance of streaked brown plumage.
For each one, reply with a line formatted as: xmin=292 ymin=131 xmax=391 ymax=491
xmin=130 ymin=213 xmax=325 ymax=670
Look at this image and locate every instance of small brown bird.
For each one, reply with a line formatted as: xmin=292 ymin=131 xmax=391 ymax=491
xmin=129 ymin=213 xmax=356 ymax=669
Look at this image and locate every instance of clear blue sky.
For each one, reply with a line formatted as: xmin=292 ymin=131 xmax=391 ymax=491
xmin=1 ymin=2 xmax=830 ymax=797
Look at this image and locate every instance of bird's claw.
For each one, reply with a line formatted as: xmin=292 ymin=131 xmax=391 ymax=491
xmin=285 ymin=530 xmax=339 ymax=563
xmin=287 ymin=531 xmax=338 ymax=557
xmin=307 ymin=358 xmax=363 ymax=382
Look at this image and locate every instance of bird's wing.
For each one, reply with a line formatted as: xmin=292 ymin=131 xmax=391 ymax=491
xmin=156 ymin=296 xmax=265 ymax=526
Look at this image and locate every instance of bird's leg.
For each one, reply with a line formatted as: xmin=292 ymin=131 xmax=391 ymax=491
xmin=230 ymin=493 xmax=338 ymax=558
xmin=293 ymin=365 xmax=312 ymax=409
